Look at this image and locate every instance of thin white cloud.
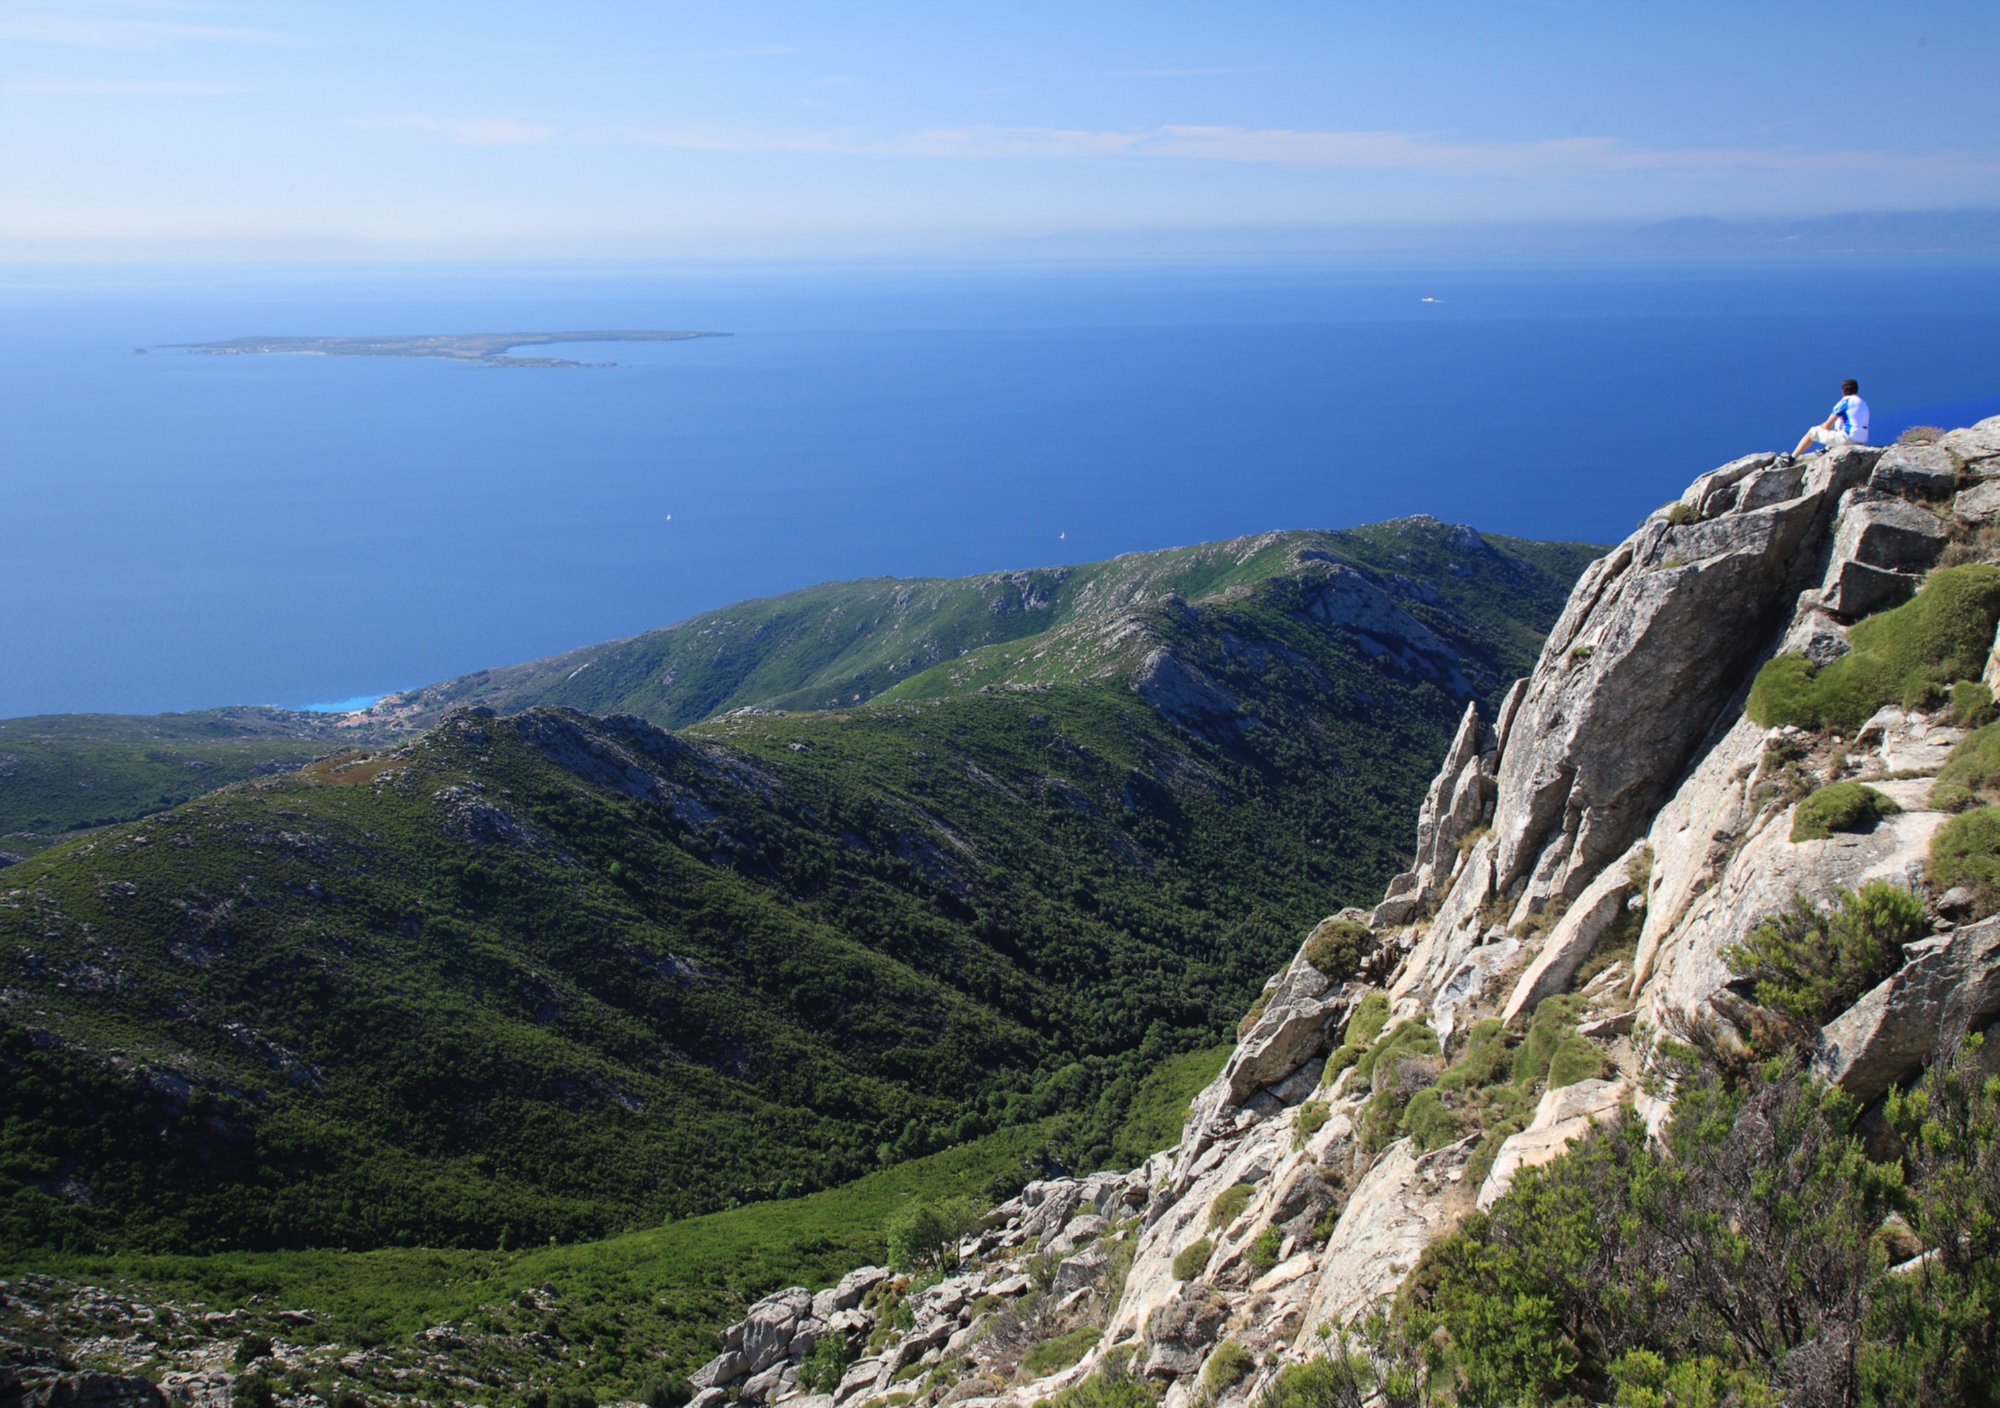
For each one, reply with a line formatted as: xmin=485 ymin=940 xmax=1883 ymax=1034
xmin=4 ymin=77 xmax=248 ymax=94
xmin=0 ymin=9 xmax=298 ymax=48
xmin=352 ymin=115 xmax=557 ymax=146
xmin=631 ymin=121 xmax=1998 ymax=181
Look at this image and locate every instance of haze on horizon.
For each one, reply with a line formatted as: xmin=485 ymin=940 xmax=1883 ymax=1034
xmin=4 ymin=0 xmax=1999 ymax=263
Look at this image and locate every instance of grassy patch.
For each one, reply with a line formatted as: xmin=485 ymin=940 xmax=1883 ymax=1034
xmin=1201 ymin=1341 xmax=1254 ymax=1394
xmin=1290 ymin=1101 xmax=1331 ymax=1149
xmin=1723 ymin=880 xmax=1927 ymax=1026
xmin=1021 ymin=1326 xmax=1102 ymax=1379
xmin=1321 ymin=991 xmax=1391 ymax=1085
xmin=1170 ymin=1239 xmax=1213 ymax=1281
xmin=1790 ymin=782 xmax=1900 ymax=841
xmin=1953 ymin=681 xmax=1997 ymax=729
xmin=1745 ymin=565 xmax=2000 ymax=733
xmin=1207 ymin=1184 xmax=1255 ymax=1233
xmin=1930 ymin=722 xmax=2000 ymax=812
xmin=1512 ymin=996 xmax=1588 ymax=1088
xmin=1247 ymin=1226 xmax=1284 ymax=1272
xmin=1928 ymin=806 xmax=2000 ymax=917
xmin=1300 ymin=918 xmax=1372 ymax=982
xmin=1032 ymin=1371 xmax=1156 ymax=1408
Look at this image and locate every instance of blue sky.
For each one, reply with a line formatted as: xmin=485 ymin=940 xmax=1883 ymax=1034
xmin=3 ymin=1 xmax=1997 ymax=259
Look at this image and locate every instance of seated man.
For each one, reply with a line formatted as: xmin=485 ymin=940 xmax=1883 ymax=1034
xmin=1794 ymin=378 xmax=1870 ymax=454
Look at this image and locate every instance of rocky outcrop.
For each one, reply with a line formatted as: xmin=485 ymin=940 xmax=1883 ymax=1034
xmin=1812 ymin=916 xmax=2000 ymax=1101
xmin=1476 ymin=1077 xmax=1631 ymax=1209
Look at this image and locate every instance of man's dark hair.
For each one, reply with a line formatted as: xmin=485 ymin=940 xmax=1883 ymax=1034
xmin=1843 ymin=379 xmax=1860 ymax=395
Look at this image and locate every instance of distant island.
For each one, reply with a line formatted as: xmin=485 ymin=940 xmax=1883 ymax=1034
xmin=166 ymin=329 xmax=728 ymax=367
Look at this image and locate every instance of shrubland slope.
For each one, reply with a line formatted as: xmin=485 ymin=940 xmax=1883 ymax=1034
xmin=0 ymin=520 xmax=1594 ymax=1258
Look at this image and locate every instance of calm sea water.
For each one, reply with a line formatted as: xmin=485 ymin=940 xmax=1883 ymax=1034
xmin=4 ymin=260 xmax=1999 ymax=718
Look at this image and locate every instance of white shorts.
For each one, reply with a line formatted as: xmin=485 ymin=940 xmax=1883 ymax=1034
xmin=1809 ymin=424 xmax=1853 ymax=448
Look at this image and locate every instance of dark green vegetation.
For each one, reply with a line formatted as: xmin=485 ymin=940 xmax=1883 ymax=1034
xmin=171 ymin=332 xmax=723 ymax=368
xmin=0 ymin=709 xmax=390 ymax=859
xmin=1328 ymin=1041 xmax=2000 ymax=1407
xmin=1 ymin=1121 xmax=1053 ymax=1395
xmin=0 ymin=522 xmax=1593 ymax=1258
xmin=1724 ymin=881 xmax=1929 ymax=1026
xmin=1301 ymin=917 xmax=1372 ymax=981
xmin=1790 ymin=782 xmax=1900 ymax=842
xmin=380 ymin=526 xmax=1601 ymax=729
xmin=1746 ymin=565 xmax=2000 ymax=733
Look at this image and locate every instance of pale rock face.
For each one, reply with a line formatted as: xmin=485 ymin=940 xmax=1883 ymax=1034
xmin=1287 ymin=1136 xmax=1475 ymax=1345
xmin=1941 ymin=415 xmax=2000 ymax=471
xmin=1431 ymin=935 xmax=1520 ymax=1043
xmin=1813 ymin=916 xmax=2000 ymax=1101
xmin=1477 ymin=1078 xmax=1632 ymax=1210
xmin=1217 ymin=957 xmax=1345 ymax=1105
xmin=1500 ymin=839 xmax=1645 ymax=1024
xmin=1955 ymin=478 xmax=2000 ymax=526
xmin=1816 ymin=488 xmax=1947 ymax=617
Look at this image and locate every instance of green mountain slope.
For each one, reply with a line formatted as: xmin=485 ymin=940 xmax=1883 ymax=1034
xmin=368 ymin=524 xmax=1600 ymax=728
xmin=0 ymin=523 xmax=1598 ymax=1259
xmin=0 ymin=710 xmax=396 ymax=860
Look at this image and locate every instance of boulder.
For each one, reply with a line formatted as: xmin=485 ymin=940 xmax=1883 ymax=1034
xmin=1941 ymin=416 xmax=2000 ymax=472
xmin=741 ymin=1287 xmax=814 ymax=1375
xmin=1142 ymin=1285 xmax=1229 ymax=1382
xmin=1870 ymin=443 xmax=1958 ymax=497
xmin=1817 ymin=489 xmax=1945 ymax=618
xmin=826 ymin=1265 xmax=889 ymax=1313
xmin=1051 ymin=1247 xmax=1109 ymax=1298
xmin=1956 ymin=478 xmax=2000 ymax=527
xmin=1219 ymin=961 xmax=1345 ymax=1104
xmin=1812 ymin=916 xmax=2000 ymax=1102
xmin=1500 ymin=841 xmax=1645 ymax=1024
xmin=739 ymin=1362 xmax=788 ymax=1404
xmin=832 ymin=1359 xmax=886 ymax=1403
xmin=690 ymin=1352 xmax=749 ymax=1389
xmin=1477 ymin=1078 xmax=1631 ymax=1209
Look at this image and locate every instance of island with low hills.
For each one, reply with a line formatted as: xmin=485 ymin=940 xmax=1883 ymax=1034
xmin=167 ymin=328 xmax=728 ymax=366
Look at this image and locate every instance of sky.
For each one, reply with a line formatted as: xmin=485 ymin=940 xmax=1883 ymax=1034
xmin=2 ymin=0 xmax=1998 ymax=261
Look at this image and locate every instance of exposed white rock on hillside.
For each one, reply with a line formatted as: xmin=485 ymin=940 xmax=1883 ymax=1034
xmin=686 ymin=420 xmax=2000 ymax=1408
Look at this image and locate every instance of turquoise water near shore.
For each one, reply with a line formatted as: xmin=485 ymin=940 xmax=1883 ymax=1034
xmin=3 ymin=260 xmax=1998 ymax=716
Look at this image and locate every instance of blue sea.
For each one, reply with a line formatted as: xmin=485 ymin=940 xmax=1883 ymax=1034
xmin=4 ymin=259 xmax=2000 ymax=718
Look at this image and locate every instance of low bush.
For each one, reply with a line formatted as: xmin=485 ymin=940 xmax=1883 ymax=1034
xmin=1248 ymin=1226 xmax=1283 ymax=1272
xmin=800 ymin=1332 xmax=853 ymax=1395
xmin=1956 ymin=680 xmax=1998 ymax=729
xmin=1745 ymin=564 xmax=2000 ymax=732
xmin=1437 ymin=1019 xmax=1513 ymax=1092
xmin=1790 ymin=781 xmax=1900 ymax=841
xmin=1201 ymin=1340 xmax=1255 ymax=1395
xmin=1171 ymin=1238 xmax=1214 ymax=1281
xmin=1545 ymin=1035 xmax=1608 ymax=1090
xmin=1208 ymin=1184 xmax=1254 ymax=1232
xmin=1931 ymin=722 xmax=2000 ymax=812
xmin=1290 ymin=1101 xmax=1331 ymax=1149
xmin=1928 ymin=805 xmax=2000 ymax=915
xmin=1320 ymin=992 xmax=1390 ymax=1085
xmin=234 ymin=1334 xmax=273 ymax=1367
xmin=1899 ymin=424 xmax=1946 ymax=444
xmin=1354 ymin=1020 xmax=1439 ymax=1091
xmin=1300 ymin=918 xmax=1372 ymax=982
xmin=885 ymin=1196 xmax=984 ymax=1271
xmin=1512 ymin=995 xmax=1587 ymax=1087
xmin=1032 ymin=1370 xmax=1156 ymax=1408
xmin=1252 ymin=1354 xmax=1377 ymax=1408
xmin=1400 ymin=1087 xmax=1459 ymax=1151
xmin=1021 ymin=1327 xmax=1102 ymax=1379
xmin=1723 ymin=879 xmax=1927 ymax=1026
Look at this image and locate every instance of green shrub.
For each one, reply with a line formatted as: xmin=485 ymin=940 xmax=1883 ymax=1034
xmin=1745 ymin=565 xmax=2000 ymax=732
xmin=1208 ymin=1183 xmax=1255 ymax=1232
xmin=1955 ymin=681 xmax=1998 ymax=729
xmin=1254 ymin=1355 xmax=1379 ymax=1408
xmin=1512 ymin=995 xmax=1587 ymax=1087
xmin=800 ymin=1331 xmax=854 ymax=1395
xmin=1723 ymin=879 xmax=1927 ymax=1026
xmin=1608 ymin=1351 xmax=1777 ymax=1408
xmin=1301 ymin=918 xmax=1372 ymax=982
xmin=1928 ymin=805 xmax=2000 ymax=913
xmin=1790 ymin=782 xmax=1900 ymax=841
xmin=1321 ymin=992 xmax=1391 ymax=1085
xmin=1400 ymin=1087 xmax=1460 ymax=1151
xmin=234 ymin=1335 xmax=273 ymax=1367
xmin=1248 ymin=1225 xmax=1284 ymax=1271
xmin=1022 ymin=1326 xmax=1102 ymax=1379
xmin=1437 ymin=1019 xmax=1513 ymax=1092
xmin=1172 ymin=1238 xmax=1214 ymax=1281
xmin=1201 ymin=1340 xmax=1255 ymax=1395
xmin=1032 ymin=1371 xmax=1157 ymax=1408
xmin=1930 ymin=722 xmax=2000 ymax=811
xmin=1291 ymin=1100 xmax=1331 ymax=1149
xmin=1545 ymin=1036 xmax=1608 ymax=1091
xmin=1354 ymin=1020 xmax=1439 ymax=1090
xmin=885 ymin=1196 xmax=984 ymax=1270
xmin=1463 ymin=1121 xmax=1523 ymax=1189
